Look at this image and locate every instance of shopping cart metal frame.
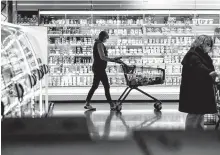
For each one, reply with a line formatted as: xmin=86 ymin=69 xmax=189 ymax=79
xmin=116 ymin=63 xmax=165 ymax=112
xmin=215 ymin=82 xmax=220 ymax=130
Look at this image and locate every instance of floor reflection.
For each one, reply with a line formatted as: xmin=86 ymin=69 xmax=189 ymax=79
xmin=52 ymin=103 xmax=187 ymax=140
xmin=84 ymin=110 xmax=186 ymax=140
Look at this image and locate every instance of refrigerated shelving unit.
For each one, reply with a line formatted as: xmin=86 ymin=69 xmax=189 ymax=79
xmin=39 ymin=10 xmax=220 ymax=101
xmin=1 ymin=22 xmax=49 ymax=118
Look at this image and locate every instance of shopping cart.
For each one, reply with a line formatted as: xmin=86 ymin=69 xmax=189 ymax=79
xmin=214 ymin=82 xmax=220 ymax=130
xmin=115 ymin=60 xmax=165 ymax=112
xmin=204 ymin=81 xmax=220 ymax=130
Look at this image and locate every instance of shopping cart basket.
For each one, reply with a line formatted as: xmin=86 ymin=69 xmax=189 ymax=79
xmin=215 ymin=82 xmax=220 ymax=130
xmin=204 ymin=81 xmax=220 ymax=130
xmin=115 ymin=61 xmax=165 ymax=112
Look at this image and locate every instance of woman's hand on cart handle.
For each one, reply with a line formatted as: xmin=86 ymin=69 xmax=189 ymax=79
xmin=114 ymin=57 xmax=124 ymax=64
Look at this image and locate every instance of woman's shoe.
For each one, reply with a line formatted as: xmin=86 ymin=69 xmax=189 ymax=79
xmin=110 ymin=104 xmax=117 ymax=111
xmin=84 ymin=105 xmax=96 ymax=111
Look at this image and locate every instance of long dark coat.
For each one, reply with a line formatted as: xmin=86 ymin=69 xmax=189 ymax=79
xmin=179 ymin=47 xmax=217 ymax=114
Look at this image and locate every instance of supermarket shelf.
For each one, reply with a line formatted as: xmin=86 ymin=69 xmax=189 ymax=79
xmin=165 ymin=63 xmax=182 ymax=65
xmin=43 ymin=23 xmax=220 ymax=28
xmin=44 ymin=24 xmax=83 ymax=27
xmin=50 ymin=73 xmax=93 ymax=76
xmin=48 ymin=34 xmax=92 ymax=37
xmin=165 ymin=53 xmax=186 ymax=56
xmin=109 ymin=54 xmax=144 ymax=57
xmin=18 ymin=23 xmax=38 ymax=26
xmin=49 ymin=53 xmax=61 ymax=56
xmin=73 ymin=63 xmax=92 ymax=66
xmin=109 ymin=34 xmax=144 ymax=37
xmin=74 ymin=54 xmax=92 ymax=57
xmin=143 ymin=24 xmax=168 ymax=27
xmin=144 ymin=43 xmax=191 ymax=46
xmin=191 ymin=24 xmax=220 ymax=27
xmin=48 ymin=44 xmax=92 ymax=46
xmin=145 ymin=53 xmax=164 ymax=56
xmin=49 ymin=73 xmax=125 ymax=76
xmin=143 ymin=24 xmax=220 ymax=27
xmin=145 ymin=33 xmax=195 ymax=36
xmin=60 ymin=63 xmax=92 ymax=66
xmin=107 ymin=73 xmax=124 ymax=76
xmin=143 ymin=63 xmax=166 ymax=66
xmin=166 ymin=73 xmax=181 ymax=76
xmin=106 ymin=44 xmax=144 ymax=47
xmin=93 ymin=24 xmax=143 ymax=28
xmin=145 ymin=44 xmax=168 ymax=46
xmin=42 ymin=86 xmax=180 ymax=101
xmin=49 ymin=53 xmax=92 ymax=56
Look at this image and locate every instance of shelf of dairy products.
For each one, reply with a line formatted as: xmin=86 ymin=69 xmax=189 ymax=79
xmin=44 ymin=12 xmax=219 ymax=89
xmin=45 ymin=23 xmax=212 ymax=29
xmin=48 ymin=74 xmax=182 ymax=87
xmin=48 ymin=34 xmax=92 ymax=37
xmin=106 ymin=44 xmax=144 ymax=47
xmin=114 ymin=37 xmax=194 ymax=46
xmin=17 ymin=12 xmax=38 ymax=26
xmin=48 ymin=75 xmax=126 ymax=87
xmin=48 ymin=56 xmax=92 ymax=65
xmin=48 ymin=43 xmax=92 ymax=47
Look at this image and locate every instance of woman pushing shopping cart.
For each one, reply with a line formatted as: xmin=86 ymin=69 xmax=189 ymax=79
xmin=115 ymin=58 xmax=165 ymax=112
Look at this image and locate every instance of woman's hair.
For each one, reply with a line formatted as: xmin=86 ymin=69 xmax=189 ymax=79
xmin=191 ymin=35 xmax=214 ymax=50
xmin=98 ymin=31 xmax=109 ymax=42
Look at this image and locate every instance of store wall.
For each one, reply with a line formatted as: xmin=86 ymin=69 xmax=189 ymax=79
xmin=15 ymin=0 xmax=220 ymax=10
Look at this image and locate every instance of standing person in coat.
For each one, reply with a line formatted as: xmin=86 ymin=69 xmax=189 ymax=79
xmin=84 ymin=31 xmax=122 ymax=111
xmin=179 ymin=35 xmax=219 ymax=130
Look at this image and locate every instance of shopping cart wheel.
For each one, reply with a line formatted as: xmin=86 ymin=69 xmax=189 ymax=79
xmin=154 ymin=109 xmax=162 ymax=117
xmin=116 ymin=105 xmax=122 ymax=112
xmin=154 ymin=101 xmax=162 ymax=111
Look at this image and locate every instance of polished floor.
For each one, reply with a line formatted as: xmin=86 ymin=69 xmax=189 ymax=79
xmin=52 ymin=103 xmax=189 ymax=139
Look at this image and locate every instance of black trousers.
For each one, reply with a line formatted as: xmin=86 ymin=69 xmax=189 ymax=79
xmin=86 ymin=69 xmax=112 ymax=104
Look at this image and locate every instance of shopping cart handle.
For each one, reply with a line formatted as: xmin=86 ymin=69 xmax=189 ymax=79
xmin=115 ymin=57 xmax=122 ymax=60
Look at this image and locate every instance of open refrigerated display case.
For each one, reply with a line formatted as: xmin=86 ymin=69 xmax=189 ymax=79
xmin=39 ymin=10 xmax=220 ymax=101
xmin=1 ymin=22 xmax=49 ymax=118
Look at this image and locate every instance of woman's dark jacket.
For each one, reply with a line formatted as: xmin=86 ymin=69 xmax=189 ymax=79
xmin=179 ymin=47 xmax=217 ymax=114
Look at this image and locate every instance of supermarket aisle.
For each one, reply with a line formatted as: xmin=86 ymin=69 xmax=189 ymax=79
xmin=52 ymin=103 xmax=187 ymax=140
